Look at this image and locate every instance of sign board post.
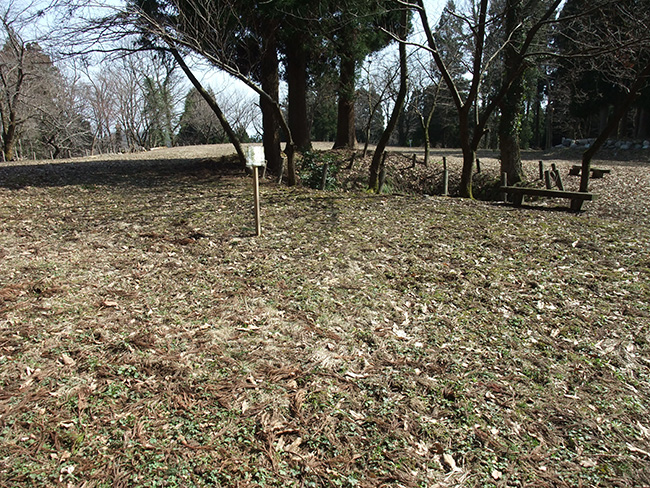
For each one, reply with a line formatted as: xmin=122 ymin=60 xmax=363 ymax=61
xmin=246 ymin=146 xmax=266 ymax=236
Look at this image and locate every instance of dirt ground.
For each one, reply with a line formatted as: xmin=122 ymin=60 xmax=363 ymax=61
xmin=1 ymin=144 xmax=649 ymax=487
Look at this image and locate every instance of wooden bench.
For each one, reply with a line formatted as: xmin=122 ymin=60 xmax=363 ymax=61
xmin=501 ymin=186 xmax=596 ymax=211
xmin=569 ymin=165 xmax=611 ymax=178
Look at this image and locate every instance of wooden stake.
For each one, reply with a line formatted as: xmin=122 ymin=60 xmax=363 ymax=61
xmin=476 ymin=158 xmax=481 ymax=173
xmin=441 ymin=156 xmax=449 ymax=196
xmin=320 ymin=163 xmax=329 ymax=190
xmin=539 ymin=161 xmax=544 ymax=180
xmin=253 ymin=166 xmax=261 ymax=236
xmin=544 ymin=170 xmax=552 ymax=189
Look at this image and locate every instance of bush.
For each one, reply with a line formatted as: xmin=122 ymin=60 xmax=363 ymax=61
xmin=299 ymin=150 xmax=341 ymax=190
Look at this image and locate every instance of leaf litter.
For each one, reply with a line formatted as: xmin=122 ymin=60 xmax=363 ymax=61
xmin=0 ymin=145 xmax=649 ymax=487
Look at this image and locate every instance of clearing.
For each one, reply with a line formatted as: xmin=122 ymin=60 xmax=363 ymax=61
xmin=1 ymin=144 xmax=649 ymax=487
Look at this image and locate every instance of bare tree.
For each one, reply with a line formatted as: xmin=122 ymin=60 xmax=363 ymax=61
xmin=404 ymin=0 xmax=563 ymax=197
xmin=357 ymin=52 xmax=399 ymax=157
xmin=52 ymin=1 xmax=256 ymax=171
xmin=171 ymin=47 xmax=248 ymax=163
xmin=369 ymin=7 xmax=409 ymax=191
xmin=113 ymin=58 xmax=148 ymax=150
xmin=0 ymin=5 xmax=55 ymax=161
xmin=177 ymin=83 xmax=256 ymax=147
xmin=82 ymin=66 xmax=118 ymax=154
xmin=37 ymin=64 xmax=92 ymax=158
xmin=408 ymin=55 xmax=442 ymax=166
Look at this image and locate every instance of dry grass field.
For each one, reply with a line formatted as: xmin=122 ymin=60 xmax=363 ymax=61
xmin=1 ymin=144 xmax=649 ymax=487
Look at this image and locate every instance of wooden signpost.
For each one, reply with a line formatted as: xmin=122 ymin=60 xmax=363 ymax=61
xmin=246 ymin=146 xmax=266 ymax=236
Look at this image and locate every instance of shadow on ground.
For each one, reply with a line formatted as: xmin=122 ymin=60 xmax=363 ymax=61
xmin=0 ymin=156 xmax=245 ymax=190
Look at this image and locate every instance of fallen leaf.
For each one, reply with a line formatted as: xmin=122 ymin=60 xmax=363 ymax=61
xmin=627 ymin=443 xmax=650 ymax=458
xmin=286 ymin=436 xmax=302 ymax=453
xmin=637 ymin=421 xmax=650 ymax=439
xmin=60 ymin=354 xmax=75 ymax=366
xmin=345 ymin=371 xmax=367 ymax=379
xmin=415 ymin=440 xmax=429 ymax=456
xmin=392 ymin=325 xmax=409 ymax=339
xmin=349 ymin=410 xmax=365 ymax=421
xmin=579 ymin=458 xmax=597 ymax=468
xmin=442 ymin=453 xmax=457 ymax=471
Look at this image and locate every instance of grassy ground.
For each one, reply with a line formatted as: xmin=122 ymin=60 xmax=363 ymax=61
xmin=1 ymin=147 xmax=649 ymax=487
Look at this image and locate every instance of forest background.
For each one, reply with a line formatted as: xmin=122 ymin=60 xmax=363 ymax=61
xmin=1 ymin=0 xmax=648 ymax=197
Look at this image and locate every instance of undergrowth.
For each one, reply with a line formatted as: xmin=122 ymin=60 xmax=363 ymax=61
xmin=1 ymin=149 xmax=649 ymax=487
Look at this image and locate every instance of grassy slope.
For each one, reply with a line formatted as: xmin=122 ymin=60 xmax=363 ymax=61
xmin=0 ymin=152 xmax=649 ymax=487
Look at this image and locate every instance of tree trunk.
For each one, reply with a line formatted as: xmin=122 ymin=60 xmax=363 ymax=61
xmin=533 ymin=92 xmax=541 ymax=148
xmin=333 ymin=54 xmax=357 ymax=149
xmin=636 ymin=107 xmax=649 ymax=139
xmin=499 ymin=117 xmax=523 ymax=185
xmin=422 ymin=83 xmax=441 ymax=166
xmin=545 ymin=103 xmax=553 ymax=149
xmin=169 ymin=47 xmax=247 ymax=166
xmin=498 ymin=0 xmax=525 ymax=185
xmin=599 ymin=105 xmax=609 ymax=134
xmin=397 ymin=110 xmax=408 ymax=146
xmin=286 ymin=37 xmax=311 ymax=151
xmin=460 ymin=146 xmax=476 ymax=198
xmin=2 ymin=116 xmax=17 ymax=162
xmin=369 ymin=13 xmax=408 ymax=192
xmin=418 ymin=113 xmax=431 ymax=166
xmin=3 ymin=136 xmax=16 ymax=162
xmin=458 ymin=109 xmax=474 ymax=198
xmin=260 ymin=27 xmax=283 ymax=175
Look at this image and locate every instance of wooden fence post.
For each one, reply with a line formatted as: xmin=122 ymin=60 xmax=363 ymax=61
xmin=544 ymin=170 xmax=552 ymax=189
xmin=320 ymin=163 xmax=329 ymax=190
xmin=442 ymin=156 xmax=448 ymax=196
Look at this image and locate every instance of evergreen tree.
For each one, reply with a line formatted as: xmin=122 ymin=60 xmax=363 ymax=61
xmin=177 ymin=87 xmax=224 ymax=145
xmin=329 ymin=0 xmax=408 ymax=149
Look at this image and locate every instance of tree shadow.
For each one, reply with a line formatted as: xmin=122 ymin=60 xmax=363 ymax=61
xmin=494 ymin=201 xmax=588 ymax=214
xmin=0 ymin=155 xmax=245 ymax=190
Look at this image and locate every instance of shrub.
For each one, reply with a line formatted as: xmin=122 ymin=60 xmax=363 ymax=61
xmin=299 ymin=150 xmax=341 ymax=190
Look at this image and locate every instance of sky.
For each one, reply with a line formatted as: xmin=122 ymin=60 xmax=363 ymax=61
xmin=195 ymin=0 xmax=448 ymax=106
xmin=2 ymin=0 xmax=449 ymax=135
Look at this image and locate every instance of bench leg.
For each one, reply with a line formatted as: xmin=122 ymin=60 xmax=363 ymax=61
xmin=513 ymin=194 xmax=524 ymax=207
xmin=570 ymin=199 xmax=584 ymax=212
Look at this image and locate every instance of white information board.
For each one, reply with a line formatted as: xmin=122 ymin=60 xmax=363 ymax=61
xmin=245 ymin=146 xmax=266 ymax=168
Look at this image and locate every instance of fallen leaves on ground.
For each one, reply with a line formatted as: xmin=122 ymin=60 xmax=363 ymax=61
xmin=0 ymin=146 xmax=649 ymax=487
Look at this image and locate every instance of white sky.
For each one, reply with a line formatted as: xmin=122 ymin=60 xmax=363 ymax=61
xmin=2 ymin=0 xmax=448 ymax=134
xmin=199 ymin=0 xmax=448 ymax=104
